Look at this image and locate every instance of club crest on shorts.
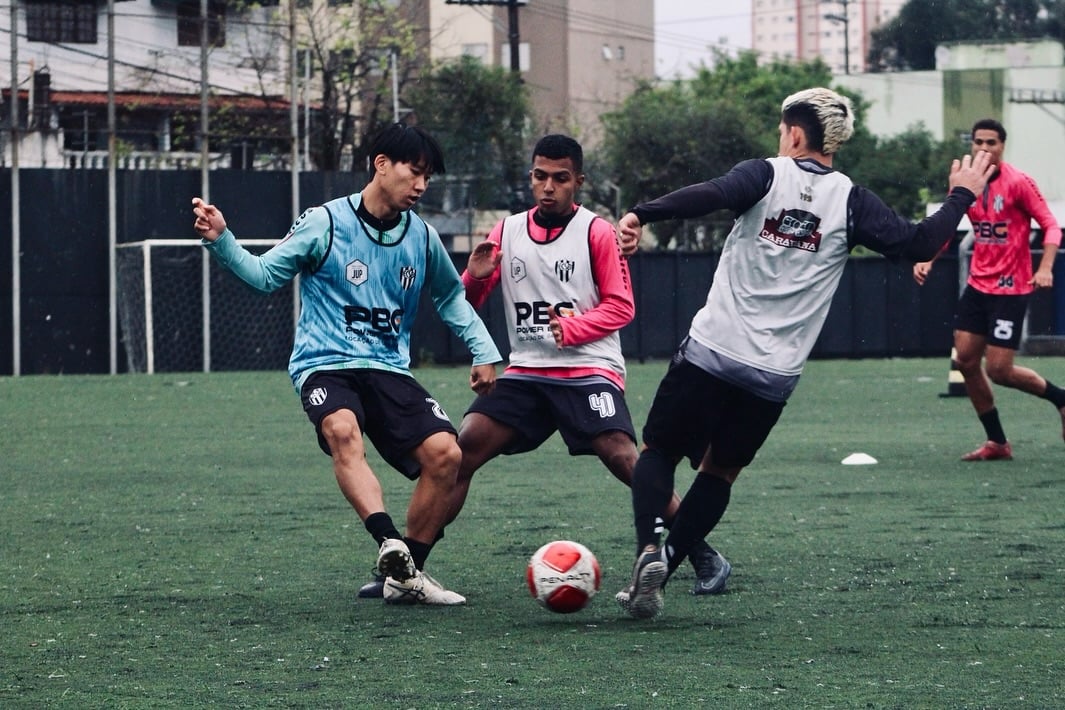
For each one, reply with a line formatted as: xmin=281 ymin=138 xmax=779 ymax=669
xmin=308 ymin=387 xmax=328 ymax=406
xmin=426 ymin=397 xmax=449 ymax=421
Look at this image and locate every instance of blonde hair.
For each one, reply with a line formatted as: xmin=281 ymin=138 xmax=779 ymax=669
xmin=781 ymin=88 xmax=855 ymax=155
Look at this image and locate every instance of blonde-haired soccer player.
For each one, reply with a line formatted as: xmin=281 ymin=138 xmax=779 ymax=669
xmin=613 ymin=87 xmax=996 ymax=619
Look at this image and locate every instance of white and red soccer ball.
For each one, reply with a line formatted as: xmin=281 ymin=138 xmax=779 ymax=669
xmin=526 ymin=540 xmax=601 ymax=613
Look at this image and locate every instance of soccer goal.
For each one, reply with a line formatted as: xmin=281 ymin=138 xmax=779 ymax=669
xmin=115 ymin=239 xmax=297 ymax=373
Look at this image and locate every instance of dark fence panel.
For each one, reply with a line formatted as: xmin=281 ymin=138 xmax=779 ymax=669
xmin=0 ymin=169 xmax=10 ymax=375
xmin=5 ymin=167 xmax=1053 ymax=375
xmin=17 ymin=169 xmax=111 ymax=374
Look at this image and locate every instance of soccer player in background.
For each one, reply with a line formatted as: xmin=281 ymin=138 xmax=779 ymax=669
xmin=613 ymin=87 xmax=996 ymax=619
xmin=192 ymin=123 xmax=501 ymax=605
xmin=358 ymin=134 xmax=731 ymax=600
xmin=913 ymin=118 xmax=1065 ymax=461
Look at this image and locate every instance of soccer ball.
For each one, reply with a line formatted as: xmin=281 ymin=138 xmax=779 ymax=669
xmin=526 ymin=540 xmax=601 ymax=613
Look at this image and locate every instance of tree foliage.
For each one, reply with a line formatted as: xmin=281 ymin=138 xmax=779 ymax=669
xmin=593 ymin=51 xmax=964 ymax=251
xmin=234 ymin=0 xmax=425 ymax=170
xmin=869 ymin=0 xmax=1065 ymax=72
xmin=405 ymin=56 xmax=531 ymax=211
xmin=301 ymin=0 xmax=422 ymax=170
xmin=594 ymin=53 xmax=837 ymax=249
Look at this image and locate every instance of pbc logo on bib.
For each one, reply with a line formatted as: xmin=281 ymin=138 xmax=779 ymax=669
xmin=760 ymin=209 xmax=822 ymax=252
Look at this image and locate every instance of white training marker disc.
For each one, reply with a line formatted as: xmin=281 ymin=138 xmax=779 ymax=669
xmin=841 ymin=452 xmax=878 ymax=465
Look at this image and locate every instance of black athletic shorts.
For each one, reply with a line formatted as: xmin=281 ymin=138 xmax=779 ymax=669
xmin=642 ymin=357 xmax=784 ymax=469
xmin=954 ymin=285 xmax=1030 ymax=350
xmin=300 ymin=369 xmax=457 ymax=480
xmin=465 ymin=376 xmax=636 ymax=456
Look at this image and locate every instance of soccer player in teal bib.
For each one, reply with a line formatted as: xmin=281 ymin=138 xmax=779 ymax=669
xmin=192 ymin=123 xmax=501 ymax=605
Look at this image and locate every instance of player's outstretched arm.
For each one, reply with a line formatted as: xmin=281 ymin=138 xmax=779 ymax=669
xmin=192 ymin=197 xmax=227 ymax=241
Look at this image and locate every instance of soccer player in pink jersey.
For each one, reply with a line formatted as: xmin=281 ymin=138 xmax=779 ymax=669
xmin=914 ymin=118 xmax=1065 ymax=460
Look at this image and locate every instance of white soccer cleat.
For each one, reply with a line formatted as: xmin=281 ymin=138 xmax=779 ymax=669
xmin=376 ymin=538 xmax=416 ymax=582
xmin=383 ymin=570 xmax=466 ymax=605
xmin=624 ymin=548 xmax=667 ymax=619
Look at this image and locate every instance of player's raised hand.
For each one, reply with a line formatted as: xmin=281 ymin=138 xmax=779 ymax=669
xmin=617 ymin=212 xmax=643 ymax=257
xmin=192 ymin=197 xmax=226 ymax=241
xmin=466 ymin=239 xmax=502 ymax=279
xmin=948 ymin=150 xmax=996 ymax=196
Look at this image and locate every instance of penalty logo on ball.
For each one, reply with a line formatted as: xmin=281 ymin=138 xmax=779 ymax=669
xmin=526 ymin=540 xmax=601 ymax=614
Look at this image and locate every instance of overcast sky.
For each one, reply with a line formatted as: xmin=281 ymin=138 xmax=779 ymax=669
xmin=654 ymin=1 xmax=753 ymax=79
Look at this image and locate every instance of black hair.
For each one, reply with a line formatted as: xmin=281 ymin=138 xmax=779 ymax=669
xmin=970 ymin=118 xmax=1006 ymax=143
xmin=370 ymin=123 xmax=446 ymax=174
xmin=532 ymin=134 xmax=583 ymax=173
xmin=782 ymin=103 xmax=826 ymax=154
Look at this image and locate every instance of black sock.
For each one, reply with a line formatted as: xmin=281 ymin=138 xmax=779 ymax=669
xmin=664 ymin=474 xmax=732 ymax=575
xmin=405 ymin=538 xmax=432 ymax=570
xmin=364 ymin=512 xmax=402 ymax=546
xmin=1041 ymin=380 xmax=1065 ymax=409
xmin=661 ymin=520 xmax=714 ymax=564
xmin=687 ymin=539 xmax=714 ymax=559
xmin=631 ymin=448 xmax=677 ymax=553
xmin=978 ymin=408 xmax=1007 ymax=444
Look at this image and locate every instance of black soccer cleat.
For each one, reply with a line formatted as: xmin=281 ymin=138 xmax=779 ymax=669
xmin=689 ymin=545 xmax=731 ymax=596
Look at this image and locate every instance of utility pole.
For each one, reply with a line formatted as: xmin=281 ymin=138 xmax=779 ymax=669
xmin=444 ymin=0 xmax=526 ymax=74
xmin=823 ymin=0 xmax=851 ymax=75
xmin=9 ymin=0 xmax=21 ymax=375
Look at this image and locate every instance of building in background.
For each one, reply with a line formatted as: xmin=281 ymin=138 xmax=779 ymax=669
xmin=838 ymin=39 xmax=1065 ymax=202
xmin=752 ymin=0 xmax=905 ymax=74
xmin=0 ymin=0 xmax=301 ymax=169
xmin=1 ymin=0 xmax=652 ymax=169
xmin=431 ymin=0 xmax=653 ymax=145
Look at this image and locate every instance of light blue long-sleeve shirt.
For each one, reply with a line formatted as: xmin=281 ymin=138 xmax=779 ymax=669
xmin=203 ymin=193 xmax=500 ymax=391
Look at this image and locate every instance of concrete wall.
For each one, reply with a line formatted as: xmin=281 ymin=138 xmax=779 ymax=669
xmin=837 ymin=41 xmax=1065 ymax=201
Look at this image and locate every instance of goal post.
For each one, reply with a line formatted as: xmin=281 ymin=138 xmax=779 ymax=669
xmin=115 ymin=239 xmax=297 ymax=373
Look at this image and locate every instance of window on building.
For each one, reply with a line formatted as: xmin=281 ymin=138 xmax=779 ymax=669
xmin=177 ymin=1 xmax=226 ymax=47
xmin=297 ymin=48 xmax=315 ymax=78
xmin=25 ymin=1 xmax=97 ymax=44
xmin=462 ymin=43 xmax=489 ymax=61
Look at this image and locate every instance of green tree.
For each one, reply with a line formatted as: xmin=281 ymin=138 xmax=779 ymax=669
xmin=593 ymin=50 xmax=963 ymax=251
xmin=869 ymin=0 xmax=1062 ymax=72
xmin=405 ymin=56 xmax=531 ymax=211
xmin=594 ymin=52 xmax=840 ymax=249
xmin=234 ymin=0 xmax=425 ymax=170
xmin=838 ymin=125 xmax=964 ymax=223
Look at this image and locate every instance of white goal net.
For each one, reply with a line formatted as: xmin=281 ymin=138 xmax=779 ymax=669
xmin=116 ymin=239 xmax=297 ymax=373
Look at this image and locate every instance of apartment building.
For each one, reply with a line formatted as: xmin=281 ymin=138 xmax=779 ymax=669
xmin=752 ymin=0 xmax=905 ymax=74
xmin=1 ymin=0 xmax=653 ymax=169
xmin=430 ymin=0 xmax=653 ymax=145
xmin=1 ymin=0 xmax=298 ymax=169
